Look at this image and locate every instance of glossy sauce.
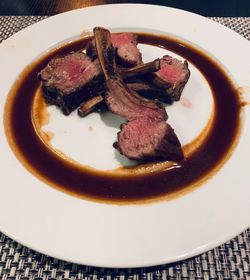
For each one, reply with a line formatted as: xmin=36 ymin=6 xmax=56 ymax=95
xmin=4 ymin=33 xmax=242 ymax=203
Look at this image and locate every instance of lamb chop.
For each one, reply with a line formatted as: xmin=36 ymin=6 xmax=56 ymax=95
xmin=39 ymin=53 xmax=159 ymax=115
xmin=125 ymin=55 xmax=190 ymax=102
xmin=94 ymin=27 xmax=183 ymax=161
xmin=87 ymin=33 xmax=142 ymax=67
xmin=77 ymin=80 xmax=171 ymax=117
xmin=151 ymin=55 xmax=190 ymax=101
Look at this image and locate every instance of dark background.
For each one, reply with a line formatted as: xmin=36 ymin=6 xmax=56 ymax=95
xmin=0 ymin=0 xmax=250 ymax=16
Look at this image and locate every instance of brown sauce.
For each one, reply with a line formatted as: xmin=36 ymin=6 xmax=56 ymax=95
xmin=4 ymin=33 xmax=242 ymax=203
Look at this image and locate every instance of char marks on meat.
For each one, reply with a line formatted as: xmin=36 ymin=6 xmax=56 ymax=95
xmin=87 ymin=33 xmax=142 ymax=67
xmin=38 ymin=52 xmax=102 ymax=115
xmin=94 ymin=27 xmax=183 ymax=161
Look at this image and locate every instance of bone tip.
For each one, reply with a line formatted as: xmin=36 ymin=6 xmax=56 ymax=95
xmin=94 ymin=26 xmax=109 ymax=33
xmin=155 ymin=58 xmax=161 ymax=70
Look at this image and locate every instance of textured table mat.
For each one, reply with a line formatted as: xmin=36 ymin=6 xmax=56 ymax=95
xmin=0 ymin=16 xmax=250 ymax=280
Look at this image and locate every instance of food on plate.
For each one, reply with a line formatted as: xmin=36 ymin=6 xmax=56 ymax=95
xmin=76 ymin=80 xmax=170 ymax=117
xmin=38 ymin=52 xmax=101 ymax=115
xmin=86 ymin=32 xmax=142 ymax=66
xmin=77 ymin=81 xmax=173 ymax=117
xmin=150 ymin=55 xmax=190 ymax=101
xmin=39 ymin=54 xmax=160 ymax=115
xmin=125 ymin=55 xmax=190 ymax=102
xmin=116 ymin=117 xmax=183 ymax=161
xmin=125 ymin=81 xmax=175 ymax=103
xmin=94 ymin=27 xmax=183 ymax=160
xmin=38 ymin=27 xmax=189 ymax=162
xmin=5 ymin=28 xmax=241 ymax=202
xmin=78 ymin=95 xmax=103 ymax=117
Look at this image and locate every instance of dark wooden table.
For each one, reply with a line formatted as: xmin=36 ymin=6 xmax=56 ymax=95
xmin=0 ymin=0 xmax=250 ymax=16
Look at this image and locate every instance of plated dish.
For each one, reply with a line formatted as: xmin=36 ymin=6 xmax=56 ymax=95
xmin=0 ymin=4 xmax=250 ymax=268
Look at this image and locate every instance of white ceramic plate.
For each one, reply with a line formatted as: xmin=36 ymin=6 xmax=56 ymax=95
xmin=0 ymin=4 xmax=250 ymax=268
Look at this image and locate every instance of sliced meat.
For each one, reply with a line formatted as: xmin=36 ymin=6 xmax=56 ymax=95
xmin=87 ymin=33 xmax=142 ymax=67
xmin=116 ymin=117 xmax=183 ymax=161
xmin=151 ymin=55 xmax=190 ymax=101
xmin=38 ymin=52 xmax=102 ymax=115
xmin=153 ymin=55 xmax=190 ymax=101
xmin=112 ymin=33 xmax=142 ymax=66
xmin=94 ymin=27 xmax=183 ymax=161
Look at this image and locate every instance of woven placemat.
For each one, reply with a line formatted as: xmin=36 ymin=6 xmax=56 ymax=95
xmin=0 ymin=16 xmax=250 ymax=280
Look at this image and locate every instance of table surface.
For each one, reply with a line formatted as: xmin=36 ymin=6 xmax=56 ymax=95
xmin=0 ymin=3 xmax=250 ymax=279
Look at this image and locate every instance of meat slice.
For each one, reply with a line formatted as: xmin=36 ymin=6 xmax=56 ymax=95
xmin=112 ymin=33 xmax=142 ymax=66
xmin=151 ymin=55 xmax=190 ymax=101
xmin=94 ymin=27 xmax=183 ymax=161
xmin=116 ymin=117 xmax=183 ymax=161
xmin=38 ymin=52 xmax=102 ymax=115
xmin=87 ymin=33 xmax=142 ymax=67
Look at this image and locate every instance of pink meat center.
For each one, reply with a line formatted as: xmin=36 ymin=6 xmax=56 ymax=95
xmin=44 ymin=53 xmax=97 ymax=93
xmin=111 ymin=33 xmax=134 ymax=46
xmin=119 ymin=117 xmax=167 ymax=158
xmin=158 ymin=57 xmax=187 ymax=84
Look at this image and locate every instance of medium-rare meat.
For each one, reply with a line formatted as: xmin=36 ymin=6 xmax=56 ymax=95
xmin=38 ymin=52 xmax=102 ymax=115
xmin=116 ymin=117 xmax=183 ymax=161
xmin=94 ymin=27 xmax=183 ymax=161
xmin=151 ymin=55 xmax=190 ymax=101
xmin=112 ymin=33 xmax=142 ymax=66
xmin=87 ymin=33 xmax=142 ymax=67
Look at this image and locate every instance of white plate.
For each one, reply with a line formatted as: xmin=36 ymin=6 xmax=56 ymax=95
xmin=0 ymin=4 xmax=250 ymax=268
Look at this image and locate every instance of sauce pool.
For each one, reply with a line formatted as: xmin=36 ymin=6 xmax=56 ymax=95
xmin=4 ymin=33 xmax=242 ymax=203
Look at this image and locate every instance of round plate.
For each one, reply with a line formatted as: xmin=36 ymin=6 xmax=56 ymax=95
xmin=0 ymin=4 xmax=250 ymax=268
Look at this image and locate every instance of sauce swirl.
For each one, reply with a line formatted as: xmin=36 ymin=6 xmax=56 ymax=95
xmin=4 ymin=33 xmax=242 ymax=203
